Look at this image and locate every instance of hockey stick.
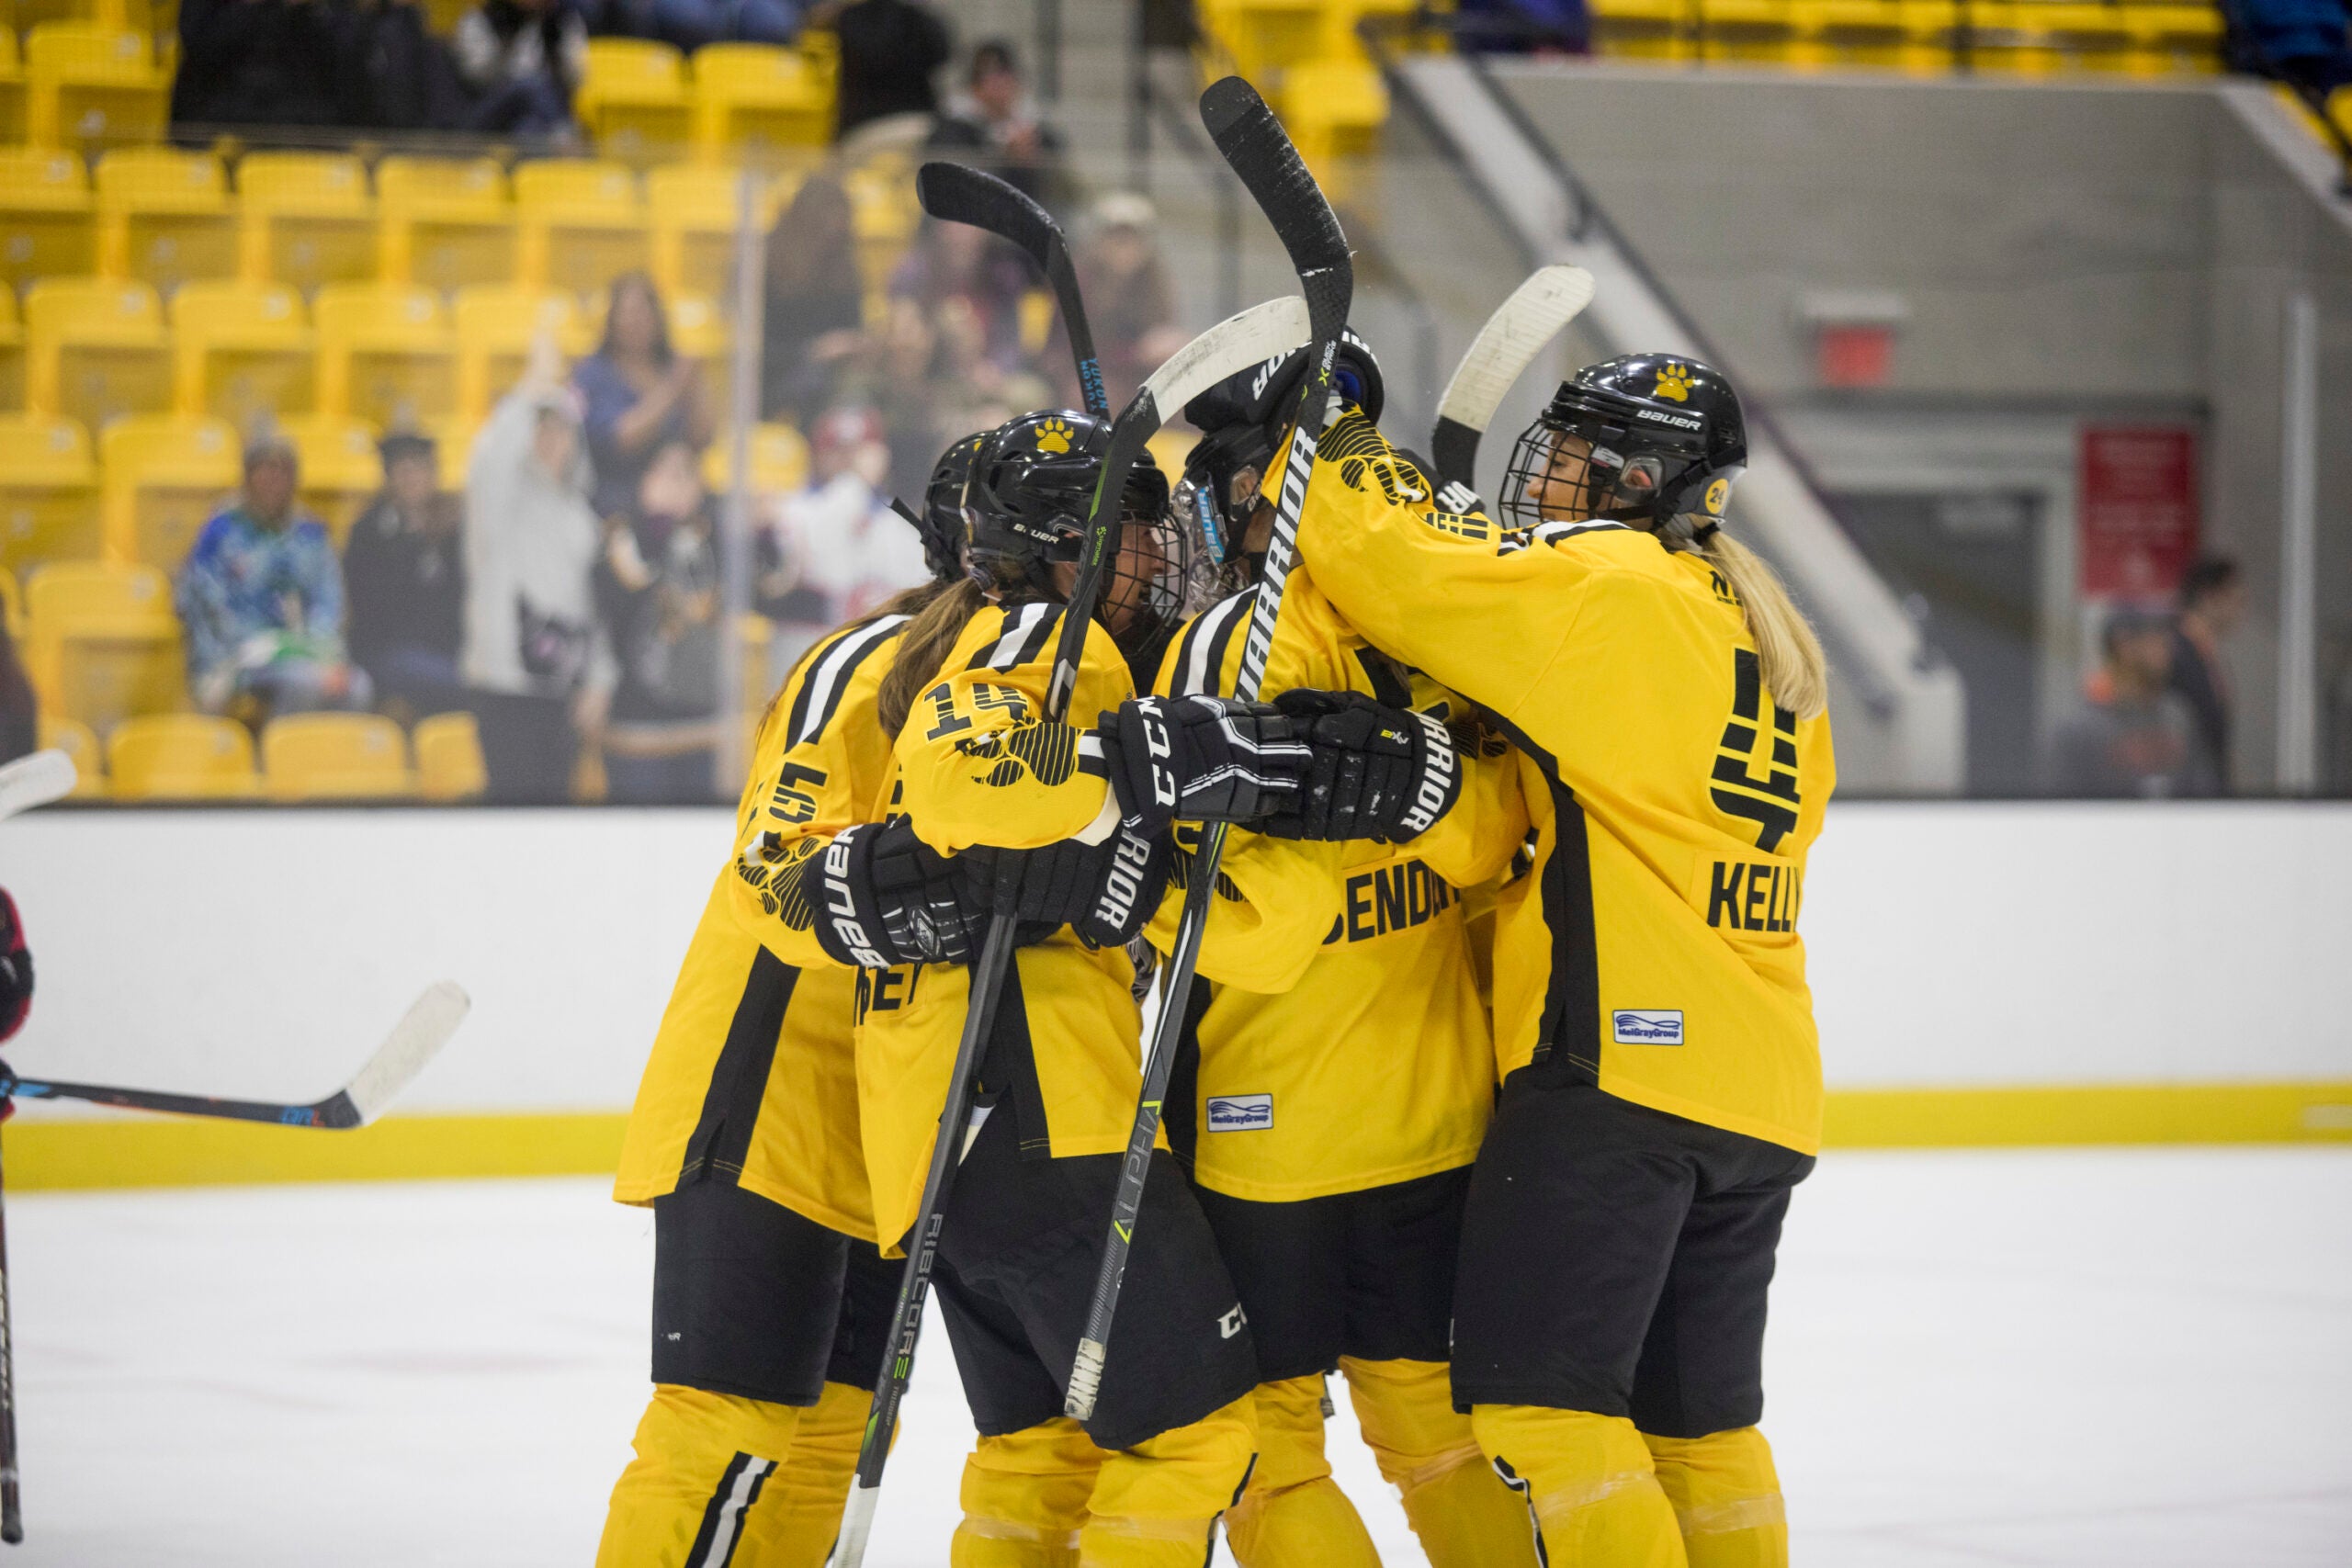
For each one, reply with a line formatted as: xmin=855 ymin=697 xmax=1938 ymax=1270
xmin=0 ymin=1113 xmax=18 ymax=1544
xmin=914 ymin=162 xmax=1110 ymax=420
xmin=826 ymin=293 xmax=1312 ymax=1568
xmin=1066 ymin=75 xmax=1354 ymax=1424
xmin=0 ymin=980 xmax=469 ymax=1129
xmin=1430 ymin=264 xmax=1597 ymax=495
xmin=0 ymin=752 xmax=75 ymax=824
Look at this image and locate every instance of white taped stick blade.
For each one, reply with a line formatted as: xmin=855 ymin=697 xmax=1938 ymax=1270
xmin=1139 ymin=296 xmax=1311 ymax=421
xmin=343 ymin=980 xmax=470 ymax=1124
xmin=1437 ymin=265 xmax=1598 ymax=434
xmin=0 ymin=749 xmax=78 ymax=821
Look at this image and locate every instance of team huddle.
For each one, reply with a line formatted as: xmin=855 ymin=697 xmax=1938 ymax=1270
xmin=589 ymin=243 xmax=1833 ymax=1568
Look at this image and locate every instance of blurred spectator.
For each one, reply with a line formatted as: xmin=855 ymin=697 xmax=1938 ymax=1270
xmin=760 ymin=174 xmax=868 ymax=425
xmin=2048 ymin=606 xmax=2218 ymax=798
xmin=344 ymin=432 xmax=468 ymax=713
xmin=850 ymin=297 xmax=955 ymax=503
xmin=171 ymin=0 xmax=344 ymax=130
xmin=0 ymin=624 xmax=36 ymax=767
xmin=757 ymin=406 xmax=926 ymax=660
xmin=574 ymin=273 xmax=715 ymax=523
xmin=2169 ymin=555 xmax=2244 ymax=792
xmin=177 ymin=432 xmax=372 ymax=724
xmin=465 ymin=341 xmax=614 ymax=801
xmin=1063 ymin=194 xmax=1186 ymax=412
xmin=334 ymin=0 xmax=469 ymax=130
xmin=605 ymin=0 xmax=797 ymax=50
xmin=927 ymin=39 xmax=1069 ymax=210
xmin=597 ymin=441 xmax=722 ymax=803
xmin=2223 ymin=0 xmax=2352 ymax=94
xmin=453 ymin=0 xmax=588 ymax=137
xmin=888 ymin=216 xmax=1032 ymax=373
xmin=1453 ymin=0 xmax=1592 ymax=52
xmin=827 ymin=0 xmax=952 ymax=141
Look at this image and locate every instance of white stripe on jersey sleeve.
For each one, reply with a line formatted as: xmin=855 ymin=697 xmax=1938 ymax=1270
xmin=790 ymin=614 xmax=910 ymax=748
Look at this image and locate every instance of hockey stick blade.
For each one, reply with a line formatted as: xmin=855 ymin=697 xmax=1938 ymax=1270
xmin=0 ymin=980 xmax=469 ymax=1129
xmin=916 ymin=162 xmax=1109 ymax=419
xmin=1430 ymin=265 xmax=1598 ymax=489
xmin=1200 ymin=77 xmax=1352 ymax=335
xmin=0 ymin=750 xmax=76 ymax=823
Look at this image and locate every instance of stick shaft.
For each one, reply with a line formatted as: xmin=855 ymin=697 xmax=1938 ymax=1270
xmin=0 ymin=1122 xmax=23 ymax=1544
xmin=0 ymin=1072 xmax=357 ymax=1128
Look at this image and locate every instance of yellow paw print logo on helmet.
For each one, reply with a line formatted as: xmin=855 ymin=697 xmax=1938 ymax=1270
xmin=1654 ymin=362 xmax=1693 ymax=402
xmin=1035 ymin=417 xmax=1074 ymax=454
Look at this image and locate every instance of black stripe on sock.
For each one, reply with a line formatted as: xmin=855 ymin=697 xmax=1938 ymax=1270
xmin=684 ymin=1451 xmax=752 ymax=1567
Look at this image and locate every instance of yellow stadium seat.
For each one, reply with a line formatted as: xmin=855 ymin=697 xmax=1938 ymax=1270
xmin=843 ymin=158 xmax=918 ymax=296
xmin=1897 ymin=0 xmax=1959 ymax=70
xmin=25 ymin=276 xmax=171 ymax=432
xmin=579 ymin=39 xmax=693 ymax=164
xmin=1805 ymin=0 xmax=1908 ymax=64
xmin=25 ymin=24 xmax=168 ymax=156
xmin=2121 ymin=4 xmax=2222 ymax=73
xmin=1589 ymin=0 xmax=1691 ymax=58
xmin=703 ymin=421 xmax=807 ymax=494
xmin=0 ymin=412 xmax=101 ymax=575
xmin=1962 ymin=2 xmax=2063 ymax=73
xmin=0 ymin=32 xmax=27 ymax=146
xmin=648 ymin=164 xmax=787 ymax=302
xmin=237 ymin=152 xmax=376 ymax=293
xmin=1278 ymin=60 xmax=1386 ymax=190
xmin=376 ymin=156 xmax=516 ymax=294
xmin=0 ymin=566 xmax=18 ymax=638
xmin=1197 ymin=0 xmax=1325 ymax=80
xmin=451 ymin=285 xmax=583 ymax=423
xmin=692 ymin=44 xmax=831 ymax=162
xmin=0 ymin=288 xmax=20 ymax=411
xmin=24 ymin=559 xmax=185 ymax=729
xmin=95 ymin=148 xmax=237 ymax=293
xmin=314 ymin=282 xmax=457 ymax=428
xmin=1700 ymin=0 xmax=1797 ymax=61
xmin=412 ymin=709 xmax=486 ymax=801
xmin=277 ymin=412 xmax=382 ymax=545
xmin=514 ymin=158 xmax=650 ymax=298
xmin=171 ymin=279 xmax=312 ymax=428
xmin=99 ymin=412 xmax=238 ymax=570
xmin=0 ymin=147 xmax=96 ymax=296
xmin=36 ymin=714 xmax=105 ymax=796
xmin=2038 ymin=3 xmax=2135 ymax=70
xmin=7 ymin=0 xmax=157 ymax=33
xmin=261 ymin=711 xmax=416 ymax=800
xmin=107 ymin=712 xmax=260 ymax=799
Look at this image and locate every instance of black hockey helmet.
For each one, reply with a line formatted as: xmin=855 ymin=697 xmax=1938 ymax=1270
xmin=1500 ymin=353 xmax=1747 ymax=533
xmin=901 ymin=429 xmax=984 ymax=583
xmin=1181 ymin=326 xmax=1383 ymax=566
xmin=965 ymin=409 xmax=1189 ymax=678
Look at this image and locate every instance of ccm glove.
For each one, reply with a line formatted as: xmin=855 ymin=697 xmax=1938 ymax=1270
xmin=958 ymin=824 xmax=1175 ymax=950
xmin=809 ymin=819 xmax=991 ymax=969
xmin=1263 ymin=690 xmax=1462 ymax=843
xmin=1095 ymin=694 xmax=1311 ymax=839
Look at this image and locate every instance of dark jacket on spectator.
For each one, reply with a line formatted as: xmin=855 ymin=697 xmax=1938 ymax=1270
xmin=172 ymin=0 xmax=345 ymax=129
xmin=2167 ymin=623 xmax=2232 ymax=792
xmin=832 ymin=0 xmax=951 ymax=138
xmin=344 ymin=492 xmax=468 ymax=682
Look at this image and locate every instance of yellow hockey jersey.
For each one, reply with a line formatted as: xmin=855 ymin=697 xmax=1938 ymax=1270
xmin=1147 ymin=572 xmax=1525 ymax=1202
xmin=610 ymin=610 xmax=913 ymax=1239
xmin=857 ymin=599 xmax=1152 ymax=1253
xmin=1293 ymin=411 xmax=1836 ymax=1156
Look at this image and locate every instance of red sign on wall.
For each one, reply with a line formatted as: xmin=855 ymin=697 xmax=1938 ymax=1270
xmin=2079 ymin=426 xmax=2199 ymax=598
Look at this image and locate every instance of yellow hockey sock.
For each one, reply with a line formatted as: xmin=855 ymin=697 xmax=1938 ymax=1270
xmin=1080 ymin=1394 xmax=1259 ymax=1568
xmin=1341 ymin=1359 xmax=1539 ymax=1568
xmin=952 ymin=1417 xmax=1102 ymax=1568
xmin=1470 ymin=1404 xmax=1687 ymax=1568
xmin=731 ymin=1382 xmax=870 ymax=1568
xmin=1642 ymin=1427 xmax=1787 ymax=1568
xmin=596 ymin=1383 xmax=810 ymax=1568
xmin=1223 ymin=1375 xmax=1380 ymax=1568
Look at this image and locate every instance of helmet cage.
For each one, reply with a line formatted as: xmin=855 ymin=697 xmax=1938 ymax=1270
xmin=1500 ymin=379 xmax=1736 ymax=532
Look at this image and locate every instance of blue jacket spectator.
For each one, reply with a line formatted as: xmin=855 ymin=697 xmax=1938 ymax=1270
xmin=175 ymin=433 xmax=372 ymax=721
xmin=573 ymin=273 xmax=714 ymax=522
xmin=2227 ymin=0 xmax=2352 ymax=92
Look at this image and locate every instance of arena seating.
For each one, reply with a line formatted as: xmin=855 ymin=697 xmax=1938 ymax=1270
xmin=261 ymin=711 xmax=417 ymax=801
xmin=106 ymin=710 xmax=258 ymax=798
xmin=412 ymin=710 xmax=487 ymax=802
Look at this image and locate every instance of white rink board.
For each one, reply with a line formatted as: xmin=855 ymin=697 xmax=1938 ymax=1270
xmin=0 ymin=801 xmax=2345 ymax=1118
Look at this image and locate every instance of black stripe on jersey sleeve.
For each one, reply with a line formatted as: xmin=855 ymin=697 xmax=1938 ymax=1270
xmin=1166 ymin=590 xmax=1244 ymax=696
xmin=1351 ymin=647 xmax=1413 ymax=709
xmin=1485 ymin=715 xmax=1601 ymax=1088
xmin=681 ymin=949 xmax=800 ymax=1185
xmin=1197 ymin=588 xmax=1259 ymax=698
xmin=787 ymin=615 xmax=906 ymax=748
xmin=967 ymin=600 xmax=1061 ymax=672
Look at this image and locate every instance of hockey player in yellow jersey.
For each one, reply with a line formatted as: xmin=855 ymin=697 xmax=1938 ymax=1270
xmin=595 ymin=439 xmax=988 ymax=1568
xmin=1146 ymin=335 xmax=1542 ymax=1568
xmin=1295 ymin=355 xmax=1835 ymax=1568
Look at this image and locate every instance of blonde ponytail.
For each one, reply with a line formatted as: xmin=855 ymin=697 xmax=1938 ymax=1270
xmin=1657 ymin=510 xmax=1828 ymax=720
xmin=876 ymin=577 xmax=988 ymax=739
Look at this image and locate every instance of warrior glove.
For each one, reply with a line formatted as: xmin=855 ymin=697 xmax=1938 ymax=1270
xmin=1263 ymin=690 xmax=1463 ymax=844
xmin=958 ymin=823 xmax=1175 ymax=950
xmin=1095 ymin=694 xmax=1311 ymax=840
xmin=809 ymin=819 xmax=992 ymax=969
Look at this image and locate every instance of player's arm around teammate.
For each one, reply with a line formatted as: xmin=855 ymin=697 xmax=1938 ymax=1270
xmin=1138 ymin=340 xmax=1541 ymax=1568
xmin=597 ymin=442 xmax=986 ymax=1568
xmin=1296 ymin=356 xmax=1836 ymax=1568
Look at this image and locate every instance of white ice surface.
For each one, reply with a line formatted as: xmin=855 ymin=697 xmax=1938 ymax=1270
xmin=3 ymin=1149 xmax=2347 ymax=1566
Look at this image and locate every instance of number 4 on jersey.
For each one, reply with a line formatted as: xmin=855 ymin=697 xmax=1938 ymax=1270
xmin=1711 ymin=649 xmax=1801 ymax=852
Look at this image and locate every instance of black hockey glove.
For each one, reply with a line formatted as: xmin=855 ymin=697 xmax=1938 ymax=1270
xmin=957 ymin=822 xmax=1175 ymax=950
xmin=1261 ymin=690 xmax=1462 ymax=843
xmin=808 ymin=819 xmax=992 ymax=969
xmin=1094 ymin=694 xmax=1310 ymax=840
